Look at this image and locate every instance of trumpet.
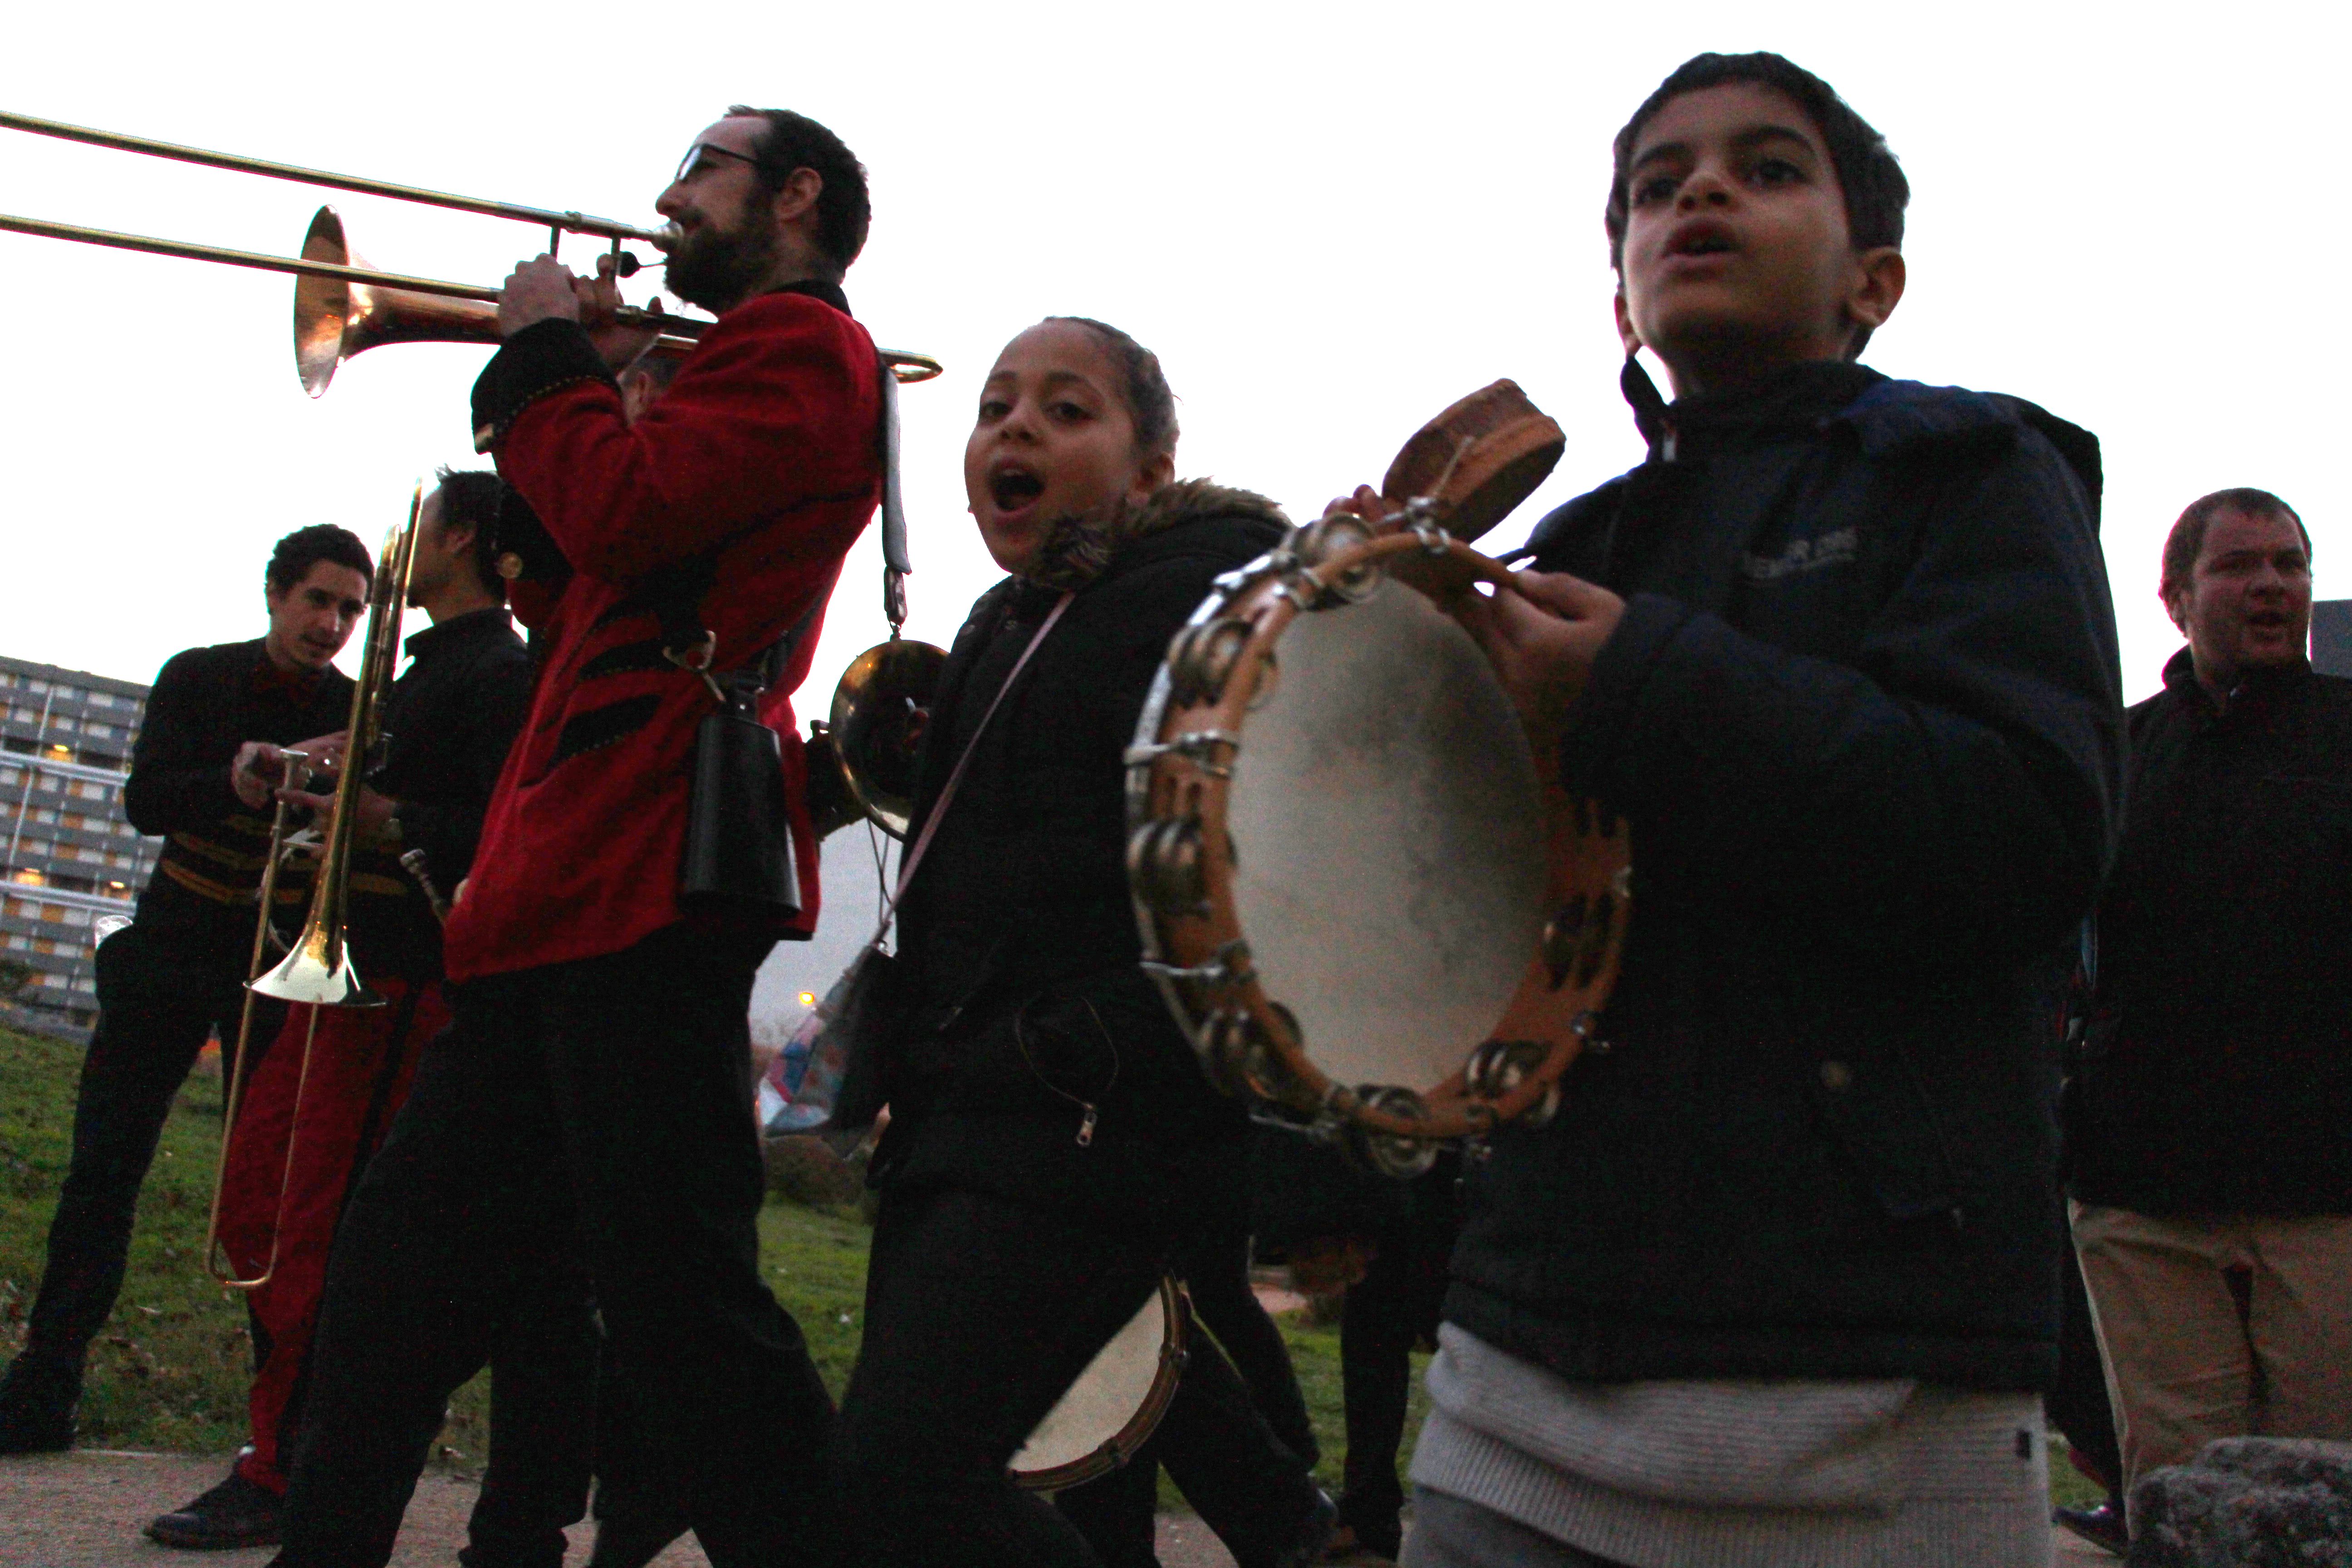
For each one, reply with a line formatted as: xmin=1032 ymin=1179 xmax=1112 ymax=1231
xmin=202 ymin=490 xmax=419 ymax=1291
xmin=0 ymin=110 xmax=944 ymax=396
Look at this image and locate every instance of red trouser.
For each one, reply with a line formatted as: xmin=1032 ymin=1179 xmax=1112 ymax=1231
xmin=216 ymin=975 xmax=447 ymax=1492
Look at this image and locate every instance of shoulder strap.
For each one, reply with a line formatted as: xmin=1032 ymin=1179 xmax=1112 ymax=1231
xmin=863 ymin=591 xmax=1074 ymax=948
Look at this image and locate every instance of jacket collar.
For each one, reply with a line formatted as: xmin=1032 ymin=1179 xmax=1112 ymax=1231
xmin=1629 ymin=358 xmax=1884 ymax=464
xmin=2161 ymin=643 xmax=2314 ymax=720
xmin=762 ymin=278 xmax=851 ymax=317
xmin=1017 ymin=478 xmax=1289 ymax=593
xmin=404 ymin=606 xmax=517 ymax=662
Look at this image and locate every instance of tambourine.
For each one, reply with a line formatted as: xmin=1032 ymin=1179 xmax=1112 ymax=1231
xmin=1124 ymin=382 xmax=1631 ymax=1176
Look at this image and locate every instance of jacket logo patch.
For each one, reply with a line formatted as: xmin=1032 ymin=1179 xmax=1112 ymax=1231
xmin=1742 ymin=528 xmax=1857 ymax=582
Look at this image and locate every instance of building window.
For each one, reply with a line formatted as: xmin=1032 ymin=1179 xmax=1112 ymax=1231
xmin=88 ymin=693 xmax=114 ymax=709
xmin=27 ymin=681 xmax=49 ymax=694
xmin=75 ymin=976 xmax=96 ymax=995
xmin=19 ymin=840 xmax=52 ymax=858
xmin=3 ymin=935 xmax=27 ymax=951
xmin=12 ymin=870 xmax=47 ymax=887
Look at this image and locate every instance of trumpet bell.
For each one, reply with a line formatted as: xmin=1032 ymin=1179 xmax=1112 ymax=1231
xmin=828 ymin=638 xmax=947 ymax=838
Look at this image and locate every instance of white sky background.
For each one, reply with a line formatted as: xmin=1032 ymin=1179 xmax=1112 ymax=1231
xmin=3 ymin=0 xmax=2340 ymax=1015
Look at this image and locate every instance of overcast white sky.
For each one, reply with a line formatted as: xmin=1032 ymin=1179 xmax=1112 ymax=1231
xmin=4 ymin=0 xmax=2339 ymax=1014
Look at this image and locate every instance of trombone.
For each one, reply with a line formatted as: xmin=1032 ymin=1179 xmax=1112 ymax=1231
xmin=0 ymin=110 xmax=945 ymax=395
xmin=202 ymin=491 xmax=419 ymax=1291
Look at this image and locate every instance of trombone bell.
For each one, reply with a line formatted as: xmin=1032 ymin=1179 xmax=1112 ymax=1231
xmin=249 ymin=921 xmax=383 ymax=1007
xmin=297 ymin=206 xmax=496 ymax=397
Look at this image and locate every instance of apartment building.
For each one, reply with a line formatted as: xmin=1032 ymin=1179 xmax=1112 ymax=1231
xmin=1 ymin=654 xmax=160 ymax=1036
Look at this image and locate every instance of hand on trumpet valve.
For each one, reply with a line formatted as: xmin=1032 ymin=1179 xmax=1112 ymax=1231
xmin=583 ymin=253 xmax=662 ymax=372
xmin=231 ymin=741 xmax=315 ymax=809
xmin=1455 ymin=569 xmax=1627 ymax=759
xmin=495 ymin=254 xmax=585 ymax=336
xmin=274 ymin=779 xmax=397 ymax=844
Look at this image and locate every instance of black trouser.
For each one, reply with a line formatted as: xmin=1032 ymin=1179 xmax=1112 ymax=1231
xmin=1337 ymin=1199 xmax=1455 ymax=1553
xmin=840 ymin=1187 xmax=1318 ymax=1568
xmin=17 ymin=922 xmax=275 ymax=1377
xmin=1053 ymin=1224 xmax=1320 ymax=1567
xmin=275 ymin=924 xmax=836 ymax=1568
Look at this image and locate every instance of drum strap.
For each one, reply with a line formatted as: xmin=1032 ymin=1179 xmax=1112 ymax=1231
xmin=859 ymin=590 xmax=1075 ymax=950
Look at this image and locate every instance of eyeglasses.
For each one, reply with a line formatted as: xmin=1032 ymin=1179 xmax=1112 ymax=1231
xmin=671 ymin=142 xmax=760 ymax=186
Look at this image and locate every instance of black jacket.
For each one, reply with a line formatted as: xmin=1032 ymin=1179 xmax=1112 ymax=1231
xmin=1445 ymin=363 xmax=2124 ymax=1392
xmin=124 ymin=640 xmax=354 ymax=956
xmin=2069 ymin=652 xmax=2352 ymax=1215
xmin=868 ymin=485 xmax=1289 ymax=1233
xmin=345 ymin=607 xmax=534 ymax=980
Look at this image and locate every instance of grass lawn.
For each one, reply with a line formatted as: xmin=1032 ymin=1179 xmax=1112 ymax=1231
xmin=1 ymin=1020 xmax=2094 ymax=1512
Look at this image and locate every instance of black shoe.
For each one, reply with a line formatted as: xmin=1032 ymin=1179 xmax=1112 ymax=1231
xmin=586 ymin=1507 xmax=691 ymax=1568
xmin=2053 ymin=1499 xmax=2128 ymax=1556
xmin=1324 ymin=1518 xmax=1404 ymax=1563
xmin=0 ymin=1352 xmax=79 ymax=1455
xmin=146 ymin=1470 xmax=284 ymax=1550
xmin=1274 ymin=1489 xmax=1339 ymax=1568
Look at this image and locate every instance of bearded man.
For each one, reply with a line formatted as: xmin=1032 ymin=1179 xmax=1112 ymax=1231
xmin=267 ymin=108 xmax=884 ymax=1568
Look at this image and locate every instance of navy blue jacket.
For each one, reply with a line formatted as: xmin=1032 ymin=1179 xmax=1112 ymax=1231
xmin=1444 ymin=362 xmax=2125 ymax=1392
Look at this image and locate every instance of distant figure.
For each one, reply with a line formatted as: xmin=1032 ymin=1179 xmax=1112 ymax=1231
xmin=2068 ymin=487 xmax=2352 ymax=1526
xmin=0 ymin=526 xmax=367 ymax=1456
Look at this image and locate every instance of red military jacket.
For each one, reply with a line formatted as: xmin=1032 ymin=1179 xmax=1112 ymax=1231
xmin=446 ymin=284 xmax=881 ymax=980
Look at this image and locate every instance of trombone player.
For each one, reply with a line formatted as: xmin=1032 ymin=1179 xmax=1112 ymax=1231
xmin=272 ymin=107 xmax=885 ymax=1568
xmin=145 ymin=473 xmax=549 ymax=1553
xmin=0 ymin=529 xmax=369 ymax=1456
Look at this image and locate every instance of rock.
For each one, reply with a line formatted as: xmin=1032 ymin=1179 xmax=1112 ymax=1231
xmin=2128 ymin=1436 xmax=2352 ymax=1567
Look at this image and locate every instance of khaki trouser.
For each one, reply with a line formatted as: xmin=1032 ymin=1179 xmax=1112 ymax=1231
xmin=2071 ymin=1202 xmax=2352 ymax=1504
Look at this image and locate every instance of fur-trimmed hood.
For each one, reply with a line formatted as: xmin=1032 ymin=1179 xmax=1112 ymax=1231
xmin=1024 ymin=477 xmax=1290 ymax=589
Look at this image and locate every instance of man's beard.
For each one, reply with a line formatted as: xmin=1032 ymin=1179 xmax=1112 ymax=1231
xmin=663 ymin=200 xmax=781 ymax=314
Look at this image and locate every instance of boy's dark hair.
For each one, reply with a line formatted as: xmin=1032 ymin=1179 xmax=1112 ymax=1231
xmin=1045 ymin=317 xmax=1180 ymax=459
xmin=266 ymin=524 xmax=372 ymax=596
xmin=433 ymin=466 xmax=519 ymax=603
xmin=726 ymin=105 xmax=871 ymax=275
xmin=1606 ymin=52 xmax=1910 ymax=355
xmin=2161 ymin=487 xmax=2312 ymax=601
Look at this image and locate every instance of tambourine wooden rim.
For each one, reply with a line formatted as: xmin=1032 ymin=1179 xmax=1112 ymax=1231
xmin=1009 ymin=1276 xmax=1191 ymax=1492
xmin=1126 ymin=519 xmax=1632 ymax=1150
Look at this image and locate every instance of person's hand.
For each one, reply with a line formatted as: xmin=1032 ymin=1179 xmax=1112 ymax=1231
xmin=582 ymin=253 xmax=662 ymax=372
xmin=1455 ymin=569 xmax=1627 ymax=758
xmin=230 ymin=742 xmax=286 ymax=810
xmin=1322 ymin=484 xmax=1397 ymax=531
xmin=495 ymin=255 xmax=585 ymax=336
xmin=275 ymin=781 xmax=397 ymax=843
xmin=283 ymin=731 xmax=349 ymax=781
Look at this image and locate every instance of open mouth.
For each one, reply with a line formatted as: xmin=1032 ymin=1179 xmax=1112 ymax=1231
xmin=991 ymin=465 xmax=1045 ymax=512
xmin=1669 ymin=229 xmax=1736 ymax=258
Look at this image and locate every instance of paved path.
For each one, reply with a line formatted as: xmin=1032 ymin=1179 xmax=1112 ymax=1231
xmin=1 ymin=1450 xmax=2115 ymax=1566
xmin=0 ymin=1451 xmax=1263 ymax=1568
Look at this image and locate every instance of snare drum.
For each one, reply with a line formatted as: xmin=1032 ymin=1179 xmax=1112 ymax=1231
xmin=1009 ymin=1276 xmax=1190 ymax=1491
xmin=1124 ymin=391 xmax=1630 ymax=1176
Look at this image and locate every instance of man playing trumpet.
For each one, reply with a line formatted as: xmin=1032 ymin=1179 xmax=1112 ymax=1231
xmin=271 ymin=108 xmax=884 ymax=1568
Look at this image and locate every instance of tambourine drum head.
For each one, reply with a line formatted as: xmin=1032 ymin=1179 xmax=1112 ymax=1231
xmin=1010 ymin=1285 xmax=1167 ymax=1479
xmin=1228 ymin=579 xmax=1546 ymax=1088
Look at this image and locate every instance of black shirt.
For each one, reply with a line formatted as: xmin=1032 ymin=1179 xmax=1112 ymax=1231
xmin=124 ymin=639 xmax=355 ymax=957
xmin=345 ymin=607 xmax=534 ymax=980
